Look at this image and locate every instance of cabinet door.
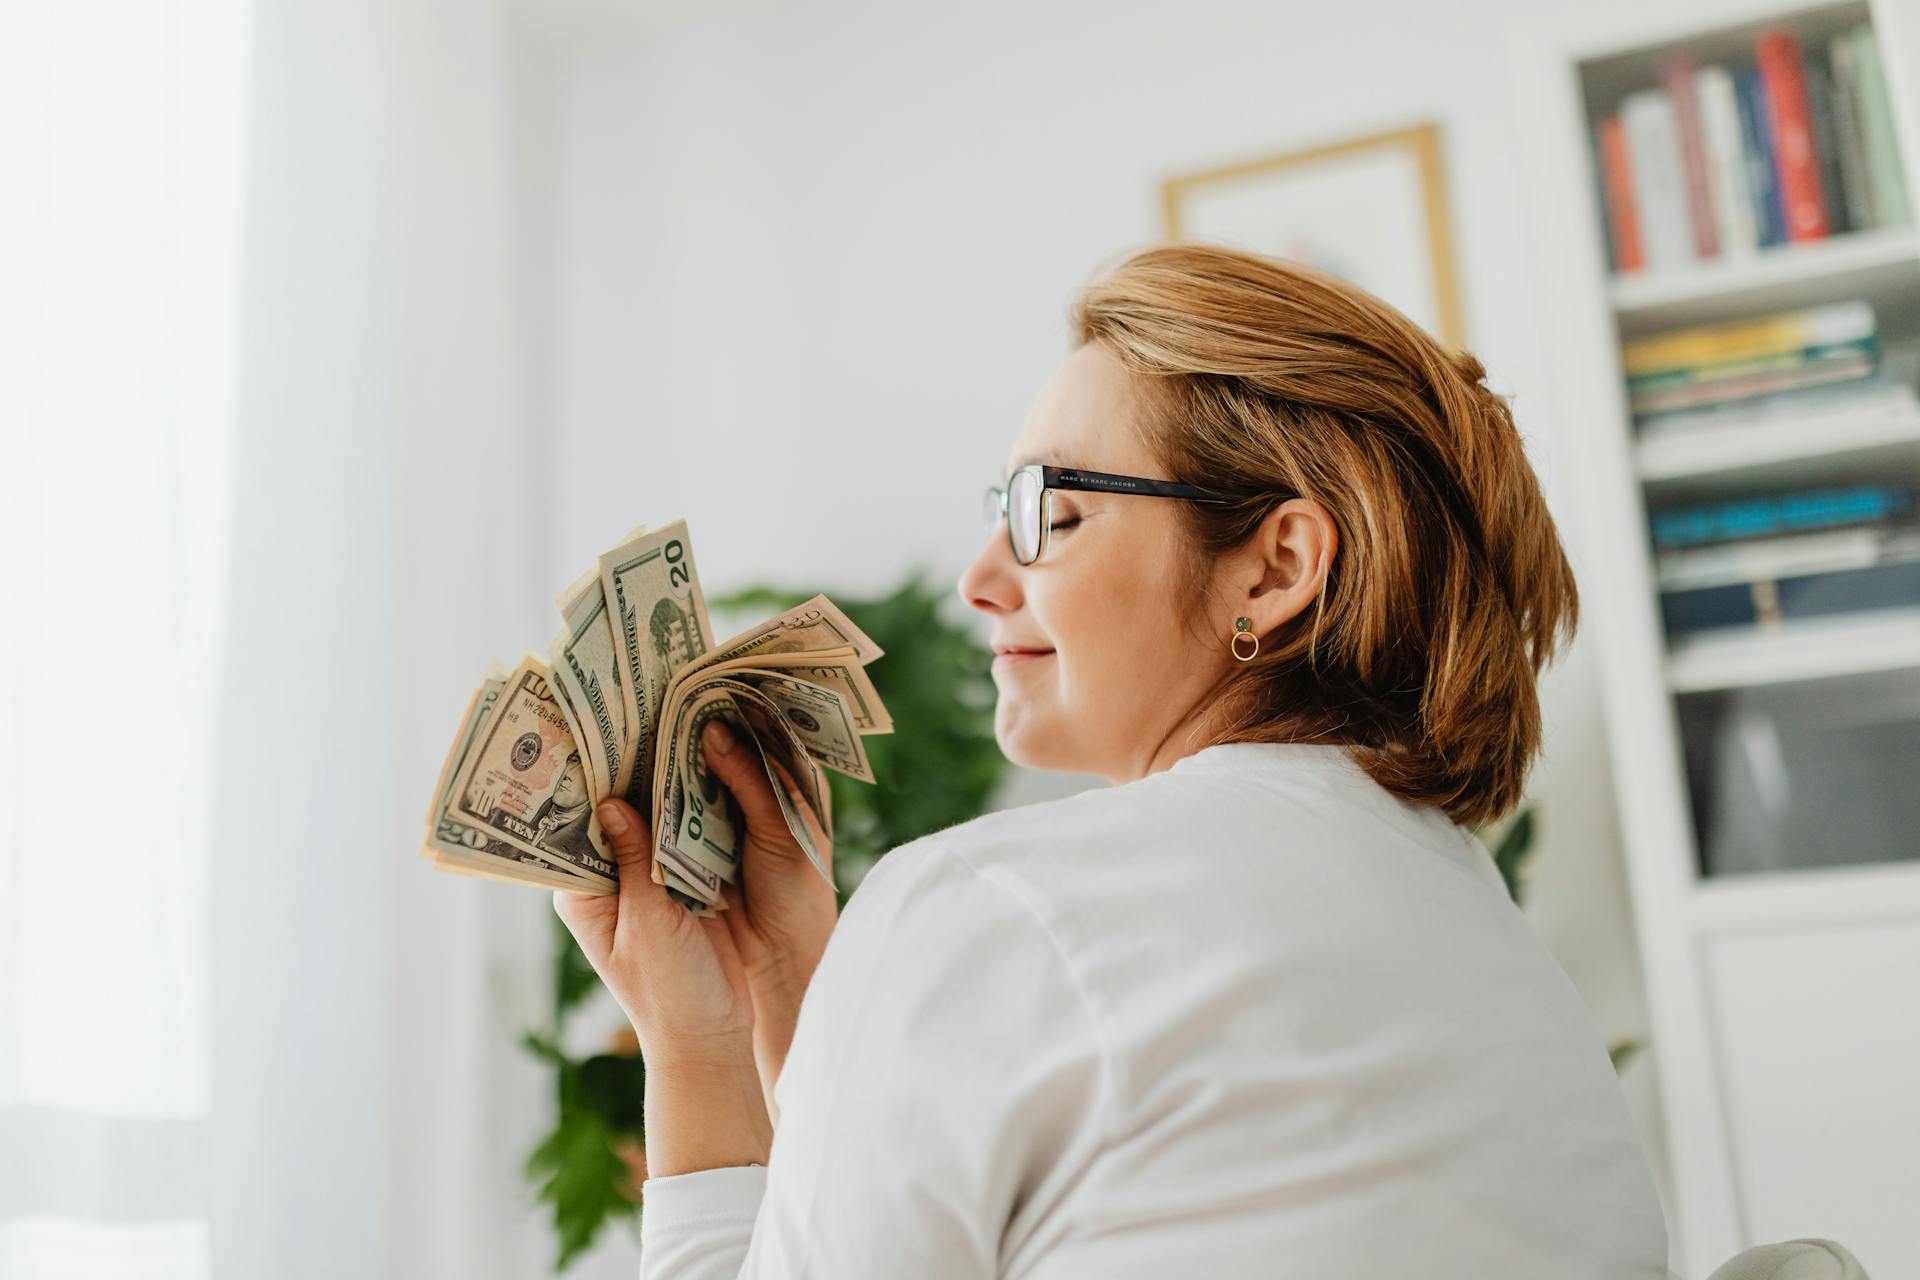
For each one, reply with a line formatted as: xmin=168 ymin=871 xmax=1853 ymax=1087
xmin=1701 ymin=920 xmax=1920 ymax=1274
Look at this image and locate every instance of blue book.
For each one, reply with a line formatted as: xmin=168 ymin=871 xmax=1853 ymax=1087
xmin=1662 ymin=560 xmax=1920 ymax=634
xmin=1735 ymin=65 xmax=1787 ymax=247
xmin=1652 ymin=485 xmax=1915 ymax=548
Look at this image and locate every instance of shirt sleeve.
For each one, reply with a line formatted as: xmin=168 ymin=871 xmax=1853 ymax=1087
xmin=637 ymin=838 xmax=1110 ymax=1279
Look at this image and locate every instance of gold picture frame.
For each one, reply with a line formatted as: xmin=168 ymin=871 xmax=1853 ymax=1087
xmin=1161 ymin=121 xmax=1464 ymax=350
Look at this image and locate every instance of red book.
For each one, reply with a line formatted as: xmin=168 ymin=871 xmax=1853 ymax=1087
xmin=1756 ymin=28 xmax=1830 ymax=240
xmin=1599 ymin=114 xmax=1645 ymax=272
xmin=1662 ymin=56 xmax=1721 ymax=258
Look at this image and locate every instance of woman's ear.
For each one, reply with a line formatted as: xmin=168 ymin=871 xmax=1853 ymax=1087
xmin=1237 ymin=497 xmax=1338 ymax=638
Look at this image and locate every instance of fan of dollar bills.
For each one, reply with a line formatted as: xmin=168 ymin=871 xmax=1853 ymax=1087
xmin=422 ymin=520 xmax=893 ymax=915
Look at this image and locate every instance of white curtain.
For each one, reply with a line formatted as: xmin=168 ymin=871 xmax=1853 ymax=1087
xmin=206 ymin=0 xmax=565 ymax=1273
xmin=0 ymin=1 xmax=251 ymax=1275
xmin=3 ymin=0 xmax=563 ymax=1275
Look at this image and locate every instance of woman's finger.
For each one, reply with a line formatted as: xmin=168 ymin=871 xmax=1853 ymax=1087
xmin=763 ymin=758 xmax=833 ymax=875
xmin=553 ymin=886 xmax=615 ymax=963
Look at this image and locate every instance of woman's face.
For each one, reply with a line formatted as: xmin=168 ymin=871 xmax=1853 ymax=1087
xmin=957 ymin=344 xmax=1237 ymax=784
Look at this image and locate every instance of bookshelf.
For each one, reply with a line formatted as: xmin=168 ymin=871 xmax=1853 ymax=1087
xmin=1666 ymin=602 xmax=1920 ymax=690
xmin=1608 ymin=225 xmax=1920 ymax=329
xmin=1508 ymin=1 xmax=1920 ymax=1276
xmin=1634 ymin=399 xmax=1920 ymax=488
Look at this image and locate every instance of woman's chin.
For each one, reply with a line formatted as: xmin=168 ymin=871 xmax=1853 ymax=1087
xmin=994 ymin=703 xmax=1067 ymax=773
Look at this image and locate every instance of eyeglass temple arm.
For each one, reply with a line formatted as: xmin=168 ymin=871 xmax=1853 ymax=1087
xmin=1040 ymin=465 xmax=1233 ymax=501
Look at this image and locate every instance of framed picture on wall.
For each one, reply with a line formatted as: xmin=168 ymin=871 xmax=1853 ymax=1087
xmin=1162 ymin=121 xmax=1465 ymax=350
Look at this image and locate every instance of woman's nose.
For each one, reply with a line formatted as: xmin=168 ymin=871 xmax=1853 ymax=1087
xmin=957 ymin=528 xmax=1021 ymax=615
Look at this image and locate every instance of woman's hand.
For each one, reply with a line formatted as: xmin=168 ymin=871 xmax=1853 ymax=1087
xmin=554 ymin=800 xmax=771 ymax=1177
xmin=699 ymin=718 xmax=841 ymax=1114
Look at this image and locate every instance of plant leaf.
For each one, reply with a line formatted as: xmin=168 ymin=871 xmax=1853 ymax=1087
xmin=1487 ymin=806 xmax=1537 ymax=906
xmin=525 ymin=1104 xmax=637 ymax=1270
xmin=576 ymin=1053 xmax=648 ymax=1135
xmin=553 ymin=914 xmax=601 ymax=1023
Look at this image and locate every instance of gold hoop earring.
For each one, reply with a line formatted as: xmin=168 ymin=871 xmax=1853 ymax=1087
xmin=1230 ymin=616 xmax=1259 ymax=662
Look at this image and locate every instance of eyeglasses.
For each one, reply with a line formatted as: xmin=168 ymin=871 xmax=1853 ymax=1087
xmin=982 ymin=463 xmax=1245 ymax=566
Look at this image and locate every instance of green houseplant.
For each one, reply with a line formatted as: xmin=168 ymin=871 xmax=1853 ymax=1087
xmin=517 ymin=578 xmax=1641 ymax=1267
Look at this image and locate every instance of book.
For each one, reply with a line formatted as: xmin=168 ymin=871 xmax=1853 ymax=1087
xmin=1622 ymin=300 xmax=1875 ymax=376
xmin=1803 ymin=47 xmax=1851 ymax=236
xmin=1621 ymin=87 xmax=1695 ymax=269
xmin=1696 ymin=65 xmax=1760 ymax=259
xmin=1663 ymin=56 xmax=1721 ymax=258
xmin=1734 ymin=64 xmax=1787 ymax=246
xmin=1651 ymin=484 xmax=1916 ymax=549
xmin=1661 ymin=559 xmax=1920 ymax=634
xmin=1656 ymin=523 xmax=1920 ymax=591
xmin=1852 ymin=24 xmax=1913 ymax=228
xmin=1598 ymin=114 xmax=1646 ymax=272
xmin=1757 ymin=27 xmax=1830 ymax=241
xmin=1828 ymin=30 xmax=1879 ymax=230
xmin=1627 ymin=333 xmax=1875 ymax=394
xmin=1635 ymin=370 xmax=1919 ymax=441
xmin=1629 ymin=347 xmax=1873 ymax=416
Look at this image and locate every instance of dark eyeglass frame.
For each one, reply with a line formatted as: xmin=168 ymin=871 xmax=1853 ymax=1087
xmin=984 ymin=463 xmax=1252 ymax=566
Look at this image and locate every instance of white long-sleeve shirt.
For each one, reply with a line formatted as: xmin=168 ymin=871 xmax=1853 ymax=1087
xmin=638 ymin=741 xmax=1671 ymax=1278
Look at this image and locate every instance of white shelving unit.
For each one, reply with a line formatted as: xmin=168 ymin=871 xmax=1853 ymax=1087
xmin=1634 ymin=402 xmax=1920 ymax=489
xmin=1666 ymin=604 xmax=1920 ymax=691
xmin=1508 ymin=2 xmax=1920 ymax=1276
xmin=1609 ymin=224 xmax=1920 ymax=328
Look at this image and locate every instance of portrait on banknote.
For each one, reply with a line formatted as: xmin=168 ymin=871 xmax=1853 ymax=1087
xmin=527 ymin=750 xmax=598 ymax=862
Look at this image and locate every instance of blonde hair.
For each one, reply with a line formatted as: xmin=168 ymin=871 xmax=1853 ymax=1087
xmin=1070 ymin=242 xmax=1577 ymax=827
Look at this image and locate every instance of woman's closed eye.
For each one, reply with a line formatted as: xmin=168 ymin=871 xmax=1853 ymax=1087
xmin=1051 ymin=514 xmax=1084 ymax=532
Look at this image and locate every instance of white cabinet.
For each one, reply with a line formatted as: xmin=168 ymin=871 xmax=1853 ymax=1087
xmin=1702 ymin=921 xmax=1920 ymax=1271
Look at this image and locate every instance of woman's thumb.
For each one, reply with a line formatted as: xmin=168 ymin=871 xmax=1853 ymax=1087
xmin=702 ymin=719 xmax=790 ymax=835
xmin=595 ymin=798 xmax=690 ymax=934
xmin=594 ymin=797 xmax=652 ymax=876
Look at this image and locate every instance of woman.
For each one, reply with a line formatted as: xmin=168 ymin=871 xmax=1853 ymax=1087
xmin=557 ymin=243 xmax=1672 ymax=1278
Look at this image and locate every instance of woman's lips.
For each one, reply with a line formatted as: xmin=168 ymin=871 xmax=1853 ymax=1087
xmin=991 ymin=648 xmax=1054 ymax=671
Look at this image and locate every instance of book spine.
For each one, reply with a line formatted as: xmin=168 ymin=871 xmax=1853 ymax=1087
xmin=1635 ymin=373 xmax=1916 ymax=438
xmin=1659 ymin=583 xmax=1758 ymax=633
xmin=1622 ymin=299 xmax=1875 ymax=375
xmin=1632 ymin=370 xmax=1873 ymax=419
xmin=1828 ymin=31 xmax=1879 ymax=230
xmin=1757 ymin=27 xmax=1830 ymax=240
xmin=1656 ymin=526 xmax=1897 ymax=591
xmin=1802 ymin=48 xmax=1851 ymax=235
xmin=1696 ymin=65 xmax=1758 ymax=258
xmin=1629 ymin=351 xmax=1874 ymax=415
xmin=1598 ymin=114 xmax=1645 ymax=272
xmin=1627 ymin=334 xmax=1878 ymax=393
xmin=1589 ymin=124 xmax=1617 ymax=273
xmin=1853 ymin=25 xmax=1914 ymax=228
xmin=1735 ymin=65 xmax=1786 ymax=246
xmin=1663 ymin=56 xmax=1721 ymax=257
xmin=1772 ymin=560 xmax=1920 ymax=623
xmin=1651 ymin=485 xmax=1914 ymax=548
xmin=1621 ymin=87 xmax=1696 ymax=268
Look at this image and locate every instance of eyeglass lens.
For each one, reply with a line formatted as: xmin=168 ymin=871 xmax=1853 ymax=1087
xmin=982 ymin=471 xmax=1047 ymax=564
xmin=1007 ymin=469 xmax=1043 ymax=564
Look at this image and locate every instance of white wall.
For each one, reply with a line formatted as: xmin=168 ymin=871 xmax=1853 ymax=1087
xmin=518 ymin=0 xmax=1673 ymax=1272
